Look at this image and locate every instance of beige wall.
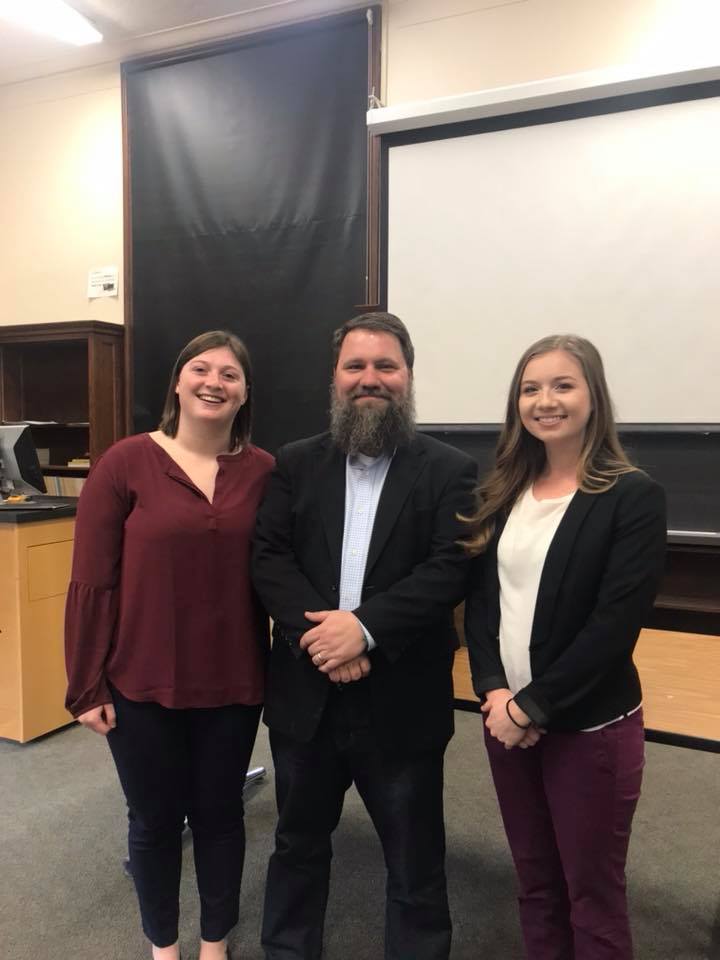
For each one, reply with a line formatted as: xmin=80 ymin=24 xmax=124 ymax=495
xmin=384 ymin=0 xmax=720 ymax=104
xmin=1 ymin=0 xmax=719 ymax=328
xmin=0 ymin=67 xmax=123 ymax=327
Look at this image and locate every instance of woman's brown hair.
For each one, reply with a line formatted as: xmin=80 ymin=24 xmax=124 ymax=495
xmin=462 ymin=334 xmax=636 ymax=554
xmin=158 ymin=330 xmax=253 ymax=450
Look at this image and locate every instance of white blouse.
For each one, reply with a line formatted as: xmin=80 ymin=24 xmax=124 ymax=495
xmin=497 ymin=486 xmax=574 ymax=694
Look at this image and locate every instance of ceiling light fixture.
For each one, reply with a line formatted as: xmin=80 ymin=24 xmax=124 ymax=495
xmin=0 ymin=0 xmax=102 ymax=46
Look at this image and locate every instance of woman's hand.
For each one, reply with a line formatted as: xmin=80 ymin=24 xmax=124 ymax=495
xmin=517 ymin=725 xmax=544 ymax=749
xmin=77 ymin=702 xmax=117 ymax=735
xmin=481 ymin=688 xmax=533 ymax=750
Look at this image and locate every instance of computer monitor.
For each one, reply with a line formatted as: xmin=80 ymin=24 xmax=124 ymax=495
xmin=0 ymin=425 xmax=47 ymax=497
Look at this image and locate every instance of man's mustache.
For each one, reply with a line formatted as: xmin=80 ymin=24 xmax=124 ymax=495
xmin=350 ymin=388 xmax=393 ymax=401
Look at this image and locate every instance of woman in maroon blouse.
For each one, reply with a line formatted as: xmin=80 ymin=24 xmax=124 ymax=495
xmin=65 ymin=330 xmax=274 ymax=960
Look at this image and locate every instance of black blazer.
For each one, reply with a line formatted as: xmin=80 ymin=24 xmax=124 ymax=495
xmin=252 ymin=431 xmax=477 ymax=752
xmin=465 ymin=471 xmax=667 ymax=731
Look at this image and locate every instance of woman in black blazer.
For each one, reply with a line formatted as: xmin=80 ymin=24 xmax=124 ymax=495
xmin=463 ymin=335 xmax=666 ymax=960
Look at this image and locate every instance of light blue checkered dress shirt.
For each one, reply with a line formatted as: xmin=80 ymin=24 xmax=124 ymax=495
xmin=339 ymin=452 xmax=393 ymax=650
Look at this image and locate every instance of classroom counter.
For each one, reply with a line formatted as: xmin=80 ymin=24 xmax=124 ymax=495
xmin=0 ymin=496 xmax=78 ymax=523
xmin=0 ymin=512 xmax=76 ymax=742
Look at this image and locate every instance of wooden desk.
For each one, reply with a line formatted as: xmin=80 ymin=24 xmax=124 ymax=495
xmin=0 ymin=516 xmax=75 ymax=742
xmin=453 ymin=629 xmax=720 ymax=753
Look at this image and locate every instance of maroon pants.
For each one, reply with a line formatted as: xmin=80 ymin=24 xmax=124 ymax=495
xmin=484 ymin=710 xmax=644 ymax=960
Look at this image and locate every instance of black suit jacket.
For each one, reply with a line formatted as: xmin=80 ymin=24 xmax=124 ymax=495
xmin=465 ymin=470 xmax=667 ymax=731
xmin=252 ymin=431 xmax=477 ymax=752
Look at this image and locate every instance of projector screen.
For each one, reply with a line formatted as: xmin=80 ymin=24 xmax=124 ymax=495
xmin=387 ymin=93 xmax=720 ymax=424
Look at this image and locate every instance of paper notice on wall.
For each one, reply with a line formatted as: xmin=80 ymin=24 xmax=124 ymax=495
xmin=87 ymin=266 xmax=119 ymax=298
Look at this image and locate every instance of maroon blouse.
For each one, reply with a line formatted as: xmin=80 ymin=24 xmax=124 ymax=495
xmin=65 ymin=433 xmax=274 ymax=717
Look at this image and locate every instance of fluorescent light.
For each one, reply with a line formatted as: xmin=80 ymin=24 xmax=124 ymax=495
xmin=0 ymin=0 xmax=102 ymax=46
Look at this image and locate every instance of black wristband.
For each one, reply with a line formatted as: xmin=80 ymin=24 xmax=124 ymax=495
xmin=506 ymin=697 xmax=532 ymax=729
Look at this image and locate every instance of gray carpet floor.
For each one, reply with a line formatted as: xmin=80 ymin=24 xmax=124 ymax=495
xmin=1 ymin=712 xmax=717 ymax=960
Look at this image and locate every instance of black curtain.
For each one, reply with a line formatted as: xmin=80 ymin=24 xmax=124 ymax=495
xmin=125 ymin=13 xmax=370 ymax=452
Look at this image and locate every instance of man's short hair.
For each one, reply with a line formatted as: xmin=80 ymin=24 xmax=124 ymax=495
xmin=332 ymin=312 xmax=415 ymax=371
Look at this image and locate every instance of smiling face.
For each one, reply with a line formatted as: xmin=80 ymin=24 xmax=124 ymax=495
xmin=518 ymin=349 xmax=592 ymax=451
xmin=175 ymin=346 xmax=247 ymax=428
xmin=331 ymin=328 xmax=415 ymax=456
xmin=334 ymin=329 xmax=411 ymax=406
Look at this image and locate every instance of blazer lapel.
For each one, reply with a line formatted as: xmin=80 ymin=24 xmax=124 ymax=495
xmin=364 ymin=439 xmax=427 ymax=577
xmin=486 ymin=514 xmax=508 ymax=636
xmin=530 ymin=490 xmax=598 ymax=646
xmin=317 ymin=438 xmax=346 ymax=581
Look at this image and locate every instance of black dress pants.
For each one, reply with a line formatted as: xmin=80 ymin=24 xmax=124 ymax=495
xmin=262 ymin=686 xmax=451 ymax=960
xmin=107 ymin=687 xmax=262 ymax=947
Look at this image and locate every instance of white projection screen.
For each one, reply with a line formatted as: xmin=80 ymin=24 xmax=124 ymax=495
xmin=386 ymin=92 xmax=720 ymax=424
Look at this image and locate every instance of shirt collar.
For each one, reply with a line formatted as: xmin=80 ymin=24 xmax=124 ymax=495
xmin=348 ymin=450 xmax=393 ymax=470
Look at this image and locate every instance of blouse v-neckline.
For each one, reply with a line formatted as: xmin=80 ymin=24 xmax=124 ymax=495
xmin=145 ymin=432 xmax=247 ymax=505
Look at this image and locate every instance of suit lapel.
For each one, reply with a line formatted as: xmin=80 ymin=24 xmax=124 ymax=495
xmin=530 ymin=490 xmax=598 ymax=645
xmin=364 ymin=439 xmax=427 ymax=577
xmin=317 ymin=438 xmax=346 ymax=581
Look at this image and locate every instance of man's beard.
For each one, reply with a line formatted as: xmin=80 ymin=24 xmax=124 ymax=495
xmin=329 ymin=385 xmax=416 ymax=457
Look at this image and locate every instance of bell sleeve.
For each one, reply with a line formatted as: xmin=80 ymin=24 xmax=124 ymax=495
xmin=64 ymin=449 xmax=129 ymax=718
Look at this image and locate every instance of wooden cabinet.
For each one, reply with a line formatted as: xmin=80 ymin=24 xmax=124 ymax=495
xmin=648 ymin=540 xmax=720 ymax=635
xmin=0 ymin=517 xmax=76 ymax=742
xmin=0 ymin=321 xmax=125 ymax=475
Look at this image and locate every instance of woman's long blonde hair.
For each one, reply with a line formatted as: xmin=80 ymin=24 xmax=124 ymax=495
xmin=462 ymin=334 xmax=636 ymax=554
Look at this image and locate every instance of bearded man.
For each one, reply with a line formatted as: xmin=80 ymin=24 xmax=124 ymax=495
xmin=252 ymin=312 xmax=476 ymax=960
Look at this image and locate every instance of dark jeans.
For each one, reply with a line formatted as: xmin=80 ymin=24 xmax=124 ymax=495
xmin=485 ymin=710 xmax=645 ymax=960
xmin=262 ymin=686 xmax=451 ymax=960
xmin=107 ymin=687 xmax=262 ymax=947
